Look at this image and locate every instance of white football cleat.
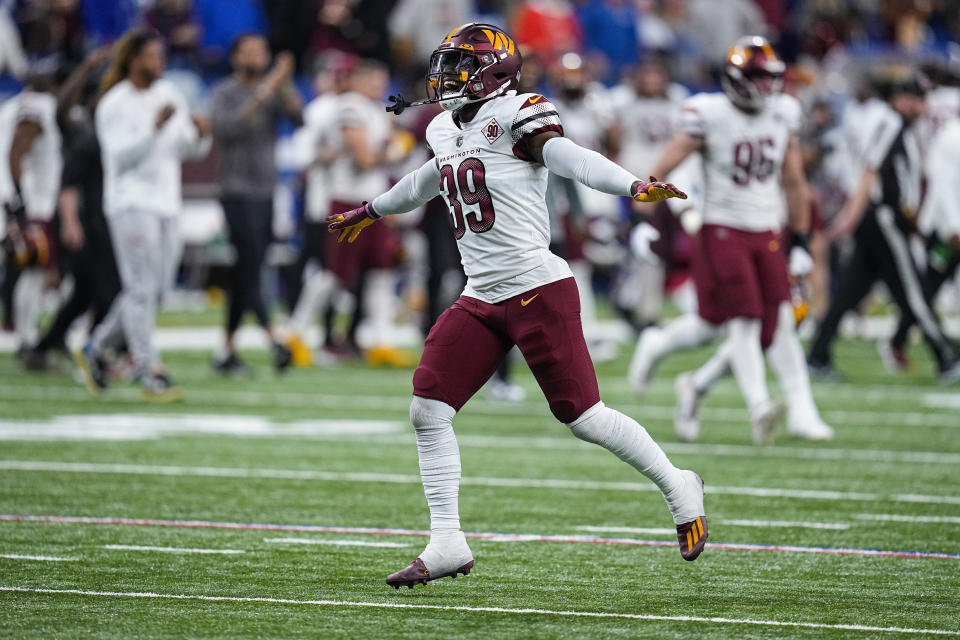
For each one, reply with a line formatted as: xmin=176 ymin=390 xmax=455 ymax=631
xmin=673 ymin=372 xmax=702 ymax=442
xmin=788 ymin=419 xmax=835 ymax=441
xmin=750 ymin=398 xmax=786 ymax=446
xmin=663 ymin=469 xmax=708 ymax=561
xmin=627 ymin=326 xmax=663 ymax=396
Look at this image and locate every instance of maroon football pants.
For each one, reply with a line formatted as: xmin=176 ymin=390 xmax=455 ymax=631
xmin=413 ymin=277 xmax=600 ymax=423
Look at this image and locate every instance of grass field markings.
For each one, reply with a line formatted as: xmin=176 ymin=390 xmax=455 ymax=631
xmin=4 ymin=515 xmax=959 ymax=560
xmin=4 ymin=459 xmax=959 ymax=505
xmin=102 ymin=544 xmax=245 ymax=555
xmin=0 ymin=554 xmax=76 ymax=561
xmin=1 ymin=586 xmax=957 ymax=635
xmin=263 ymin=538 xmax=410 ymax=548
xmin=579 ymin=520 xmax=852 ymax=532
xmin=575 ymin=526 xmax=677 ymax=536
xmin=857 ymin=514 xmax=960 ymax=524
xmin=2 ymin=383 xmax=959 ymax=429
xmin=0 ymin=414 xmax=405 ymax=442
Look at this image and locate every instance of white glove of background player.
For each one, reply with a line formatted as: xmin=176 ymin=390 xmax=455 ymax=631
xmin=630 ymin=222 xmax=661 ymax=265
xmin=789 ymin=245 xmax=813 ymax=278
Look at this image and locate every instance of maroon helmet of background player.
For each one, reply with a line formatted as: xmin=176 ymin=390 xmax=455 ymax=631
xmin=721 ymin=35 xmax=786 ymax=112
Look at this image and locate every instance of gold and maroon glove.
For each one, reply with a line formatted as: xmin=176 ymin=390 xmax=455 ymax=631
xmin=325 ymin=201 xmax=381 ymax=243
xmin=632 ymin=176 xmax=687 ymax=203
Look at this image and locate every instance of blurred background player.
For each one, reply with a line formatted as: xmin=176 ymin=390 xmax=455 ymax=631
xmin=609 ymin=59 xmax=698 ymax=330
xmin=628 ymin=37 xmax=832 ymax=444
xmin=809 ymin=76 xmax=960 ymax=383
xmin=5 ymin=67 xmax=61 ymax=360
xmin=21 ymin=47 xmax=121 ymax=372
xmin=882 ymin=64 xmax=960 ymax=371
xmin=78 ymin=30 xmax=211 ymax=400
xmin=301 ymin=59 xmax=413 ymax=367
xmin=209 ymin=33 xmax=302 ymax=375
xmin=284 ymin=54 xmax=352 ymax=367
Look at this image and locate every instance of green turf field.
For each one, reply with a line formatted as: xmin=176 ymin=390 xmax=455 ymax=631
xmin=0 ymin=339 xmax=958 ymax=638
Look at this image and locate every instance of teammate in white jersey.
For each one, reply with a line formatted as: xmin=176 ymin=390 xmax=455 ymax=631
xmin=6 ymin=77 xmax=62 ymax=353
xmin=327 ymin=23 xmax=707 ymax=588
xmin=626 ymin=36 xmax=833 ymax=444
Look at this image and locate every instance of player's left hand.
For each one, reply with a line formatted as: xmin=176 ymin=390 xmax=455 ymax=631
xmin=632 ymin=176 xmax=687 ymax=203
xmin=325 ymin=202 xmax=380 ymax=243
xmin=789 ymin=245 xmax=813 ymax=278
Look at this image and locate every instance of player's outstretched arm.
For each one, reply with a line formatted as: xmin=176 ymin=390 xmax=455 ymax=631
xmin=535 ymin=133 xmax=687 ymax=202
xmin=325 ymin=158 xmax=441 ymax=243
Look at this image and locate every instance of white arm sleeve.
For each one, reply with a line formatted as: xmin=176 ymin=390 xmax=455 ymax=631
xmin=541 ymin=136 xmax=637 ymax=197
xmin=371 ymin=158 xmax=441 ymax=216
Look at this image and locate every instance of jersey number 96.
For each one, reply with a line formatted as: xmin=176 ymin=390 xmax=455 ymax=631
xmin=439 ymin=158 xmax=496 ymax=239
xmin=732 ymin=138 xmax=775 ymax=186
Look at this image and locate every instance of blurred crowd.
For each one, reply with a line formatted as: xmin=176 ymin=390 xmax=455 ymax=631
xmin=1 ymin=0 xmax=959 ymax=399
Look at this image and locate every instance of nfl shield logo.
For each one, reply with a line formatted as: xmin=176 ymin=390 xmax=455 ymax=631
xmin=483 ymin=118 xmax=504 ymax=144
xmin=456 ymin=135 xmax=464 ymax=147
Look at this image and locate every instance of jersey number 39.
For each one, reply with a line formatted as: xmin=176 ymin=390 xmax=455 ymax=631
xmin=439 ymin=158 xmax=496 ymax=239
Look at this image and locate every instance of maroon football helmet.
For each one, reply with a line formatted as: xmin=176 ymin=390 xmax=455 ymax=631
xmin=426 ymin=23 xmax=522 ymax=111
xmin=721 ymin=36 xmax=785 ymax=112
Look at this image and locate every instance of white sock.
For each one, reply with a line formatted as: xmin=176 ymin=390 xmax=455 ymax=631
xmin=567 ymin=402 xmax=683 ymax=497
xmin=768 ymin=302 xmax=823 ymax=425
xmin=628 ymin=313 xmax=719 ymax=386
xmin=288 ymin=270 xmax=336 ymax=336
xmin=363 ymin=269 xmax=396 ymax=347
xmin=13 ymin=268 xmax=45 ymax=348
xmin=409 ymin=396 xmax=471 ymax=571
xmin=692 ymin=339 xmax=732 ymax=394
xmin=726 ymin=317 xmax=770 ymax=412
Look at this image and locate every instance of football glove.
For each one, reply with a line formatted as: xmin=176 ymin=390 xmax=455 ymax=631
xmin=325 ymin=201 xmax=381 ymax=243
xmin=632 ymin=176 xmax=687 ymax=203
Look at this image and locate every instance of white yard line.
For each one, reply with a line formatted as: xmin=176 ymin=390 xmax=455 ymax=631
xmin=1 ymin=383 xmax=958 ymax=428
xmin=857 ymin=514 xmax=960 ymax=525
xmin=0 ymin=554 xmax=75 ymax=561
xmin=716 ymin=519 xmax=851 ymax=530
xmin=0 ymin=586 xmax=956 ymax=636
xmin=102 ymin=545 xmax=244 ymax=555
xmin=575 ymin=526 xmax=677 ymax=536
xmin=263 ymin=538 xmax=409 ymax=548
xmin=2 ymin=459 xmax=959 ymax=505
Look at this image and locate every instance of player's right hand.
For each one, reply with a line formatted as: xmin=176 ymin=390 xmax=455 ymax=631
xmin=155 ymin=104 xmax=176 ymax=130
xmin=325 ymin=202 xmax=380 ymax=243
xmin=632 ymin=176 xmax=687 ymax=202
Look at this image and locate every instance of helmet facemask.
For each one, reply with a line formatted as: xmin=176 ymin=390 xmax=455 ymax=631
xmin=722 ymin=65 xmax=784 ymax=112
xmin=427 ymin=47 xmax=514 ymax=111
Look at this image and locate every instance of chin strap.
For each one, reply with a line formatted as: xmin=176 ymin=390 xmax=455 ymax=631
xmin=386 ymin=93 xmax=440 ymax=115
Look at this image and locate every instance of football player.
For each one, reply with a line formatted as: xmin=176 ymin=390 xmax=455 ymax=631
xmin=627 ymin=36 xmax=833 ymax=444
xmin=326 ymin=23 xmax=707 ymax=588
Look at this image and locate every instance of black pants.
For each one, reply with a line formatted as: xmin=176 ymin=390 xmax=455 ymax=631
xmin=222 ymin=195 xmax=273 ymax=335
xmin=35 ymin=222 xmax=120 ymax=353
xmin=891 ymin=238 xmax=960 ymax=352
xmin=809 ymin=207 xmax=959 ymax=372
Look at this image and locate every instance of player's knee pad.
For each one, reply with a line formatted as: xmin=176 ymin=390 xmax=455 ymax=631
xmin=409 ymin=395 xmax=456 ymax=432
xmin=565 ymin=401 xmax=610 ymax=445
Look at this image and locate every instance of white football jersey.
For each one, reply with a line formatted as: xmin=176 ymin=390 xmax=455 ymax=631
xmin=918 ymin=118 xmax=960 ymax=242
xmin=680 ymin=92 xmax=801 ymax=231
xmin=14 ymin=91 xmax=61 ymax=221
xmin=293 ymin=92 xmax=340 ymax=221
xmin=425 ymin=91 xmax=573 ymax=303
xmin=608 ymin=86 xmax=679 ymax=178
xmin=552 ymin=87 xmax=619 ymax=218
xmin=328 ymin=91 xmax=391 ymax=203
